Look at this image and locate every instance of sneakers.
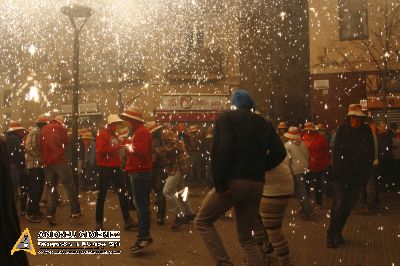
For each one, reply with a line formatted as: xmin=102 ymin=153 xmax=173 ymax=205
xmin=157 ymin=217 xmax=165 ymax=225
xmin=171 ymin=216 xmax=185 ymax=230
xmin=71 ymin=212 xmax=82 ymax=218
xmin=327 ymin=237 xmax=337 ymax=249
xmin=301 ymin=211 xmax=316 ymax=221
xmin=35 ymin=210 xmax=45 ymax=217
xmin=124 ymin=221 xmax=139 ymax=231
xmin=130 ymin=237 xmax=153 ymax=254
xmin=27 ymin=214 xmax=41 ymax=223
xmin=335 ymin=234 xmax=346 ymax=245
xmin=184 ymin=213 xmax=196 ymax=224
xmin=96 ymin=223 xmax=104 ymax=231
xmin=46 ymin=216 xmax=57 ymax=226
xmin=314 ymin=204 xmax=322 ymax=210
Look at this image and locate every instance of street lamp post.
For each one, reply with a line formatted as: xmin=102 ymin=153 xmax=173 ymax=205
xmin=61 ymin=5 xmax=93 ymax=190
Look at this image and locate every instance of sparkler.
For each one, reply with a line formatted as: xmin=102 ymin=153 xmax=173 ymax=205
xmin=125 ymin=144 xmax=134 ymax=153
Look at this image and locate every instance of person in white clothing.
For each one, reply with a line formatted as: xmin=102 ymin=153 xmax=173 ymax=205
xmin=284 ymin=127 xmax=315 ymax=220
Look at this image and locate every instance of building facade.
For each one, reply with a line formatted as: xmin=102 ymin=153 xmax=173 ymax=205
xmin=309 ymin=0 xmax=400 ymax=129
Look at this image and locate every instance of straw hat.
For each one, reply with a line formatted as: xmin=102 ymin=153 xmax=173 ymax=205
xmin=35 ymin=114 xmax=50 ymax=124
xmin=119 ymin=106 xmax=145 ymax=123
xmin=188 ymin=125 xmax=199 ymax=133
xmin=7 ymin=121 xmax=26 ymax=132
xmin=316 ymin=123 xmax=325 ymax=131
xmin=146 ymin=121 xmax=163 ymax=133
xmin=303 ymin=122 xmax=317 ymax=131
xmin=277 ymin=121 xmax=288 ymax=129
xmin=284 ymin=127 xmax=301 ymax=139
xmin=106 ymin=114 xmax=124 ymax=126
xmin=81 ymin=131 xmax=94 ymax=140
xmin=347 ymin=104 xmax=366 ymax=117
xmin=117 ymin=127 xmax=130 ymax=139
xmin=53 ymin=115 xmax=66 ymax=126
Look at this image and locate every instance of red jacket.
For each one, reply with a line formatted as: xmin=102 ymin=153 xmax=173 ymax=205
xmin=302 ymin=133 xmax=330 ymax=172
xmin=96 ymin=128 xmax=122 ymax=168
xmin=40 ymin=120 xmax=70 ymax=167
xmin=125 ymin=125 xmax=152 ymax=173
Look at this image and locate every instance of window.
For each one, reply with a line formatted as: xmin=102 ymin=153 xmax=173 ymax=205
xmin=3 ymin=90 xmax=12 ymax=108
xmin=186 ymin=21 xmax=204 ymax=49
xmin=339 ymin=0 xmax=368 ymax=40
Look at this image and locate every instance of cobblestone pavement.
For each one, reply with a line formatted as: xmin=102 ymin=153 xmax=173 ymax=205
xmin=21 ymin=187 xmax=400 ymax=266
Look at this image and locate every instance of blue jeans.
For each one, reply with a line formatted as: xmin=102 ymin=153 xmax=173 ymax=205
xmin=129 ymin=171 xmax=153 ymax=239
xmin=293 ymin=174 xmax=313 ymax=215
xmin=27 ymin=168 xmax=45 ymax=216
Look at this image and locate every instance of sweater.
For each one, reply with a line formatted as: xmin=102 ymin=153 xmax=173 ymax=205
xmin=284 ymin=139 xmax=309 ymax=176
xmin=125 ymin=125 xmax=152 ymax=173
xmin=40 ymin=121 xmax=69 ymax=167
xmin=96 ymin=128 xmax=122 ymax=168
xmin=263 ymin=156 xmax=294 ymax=196
xmin=302 ymin=132 xmax=330 ymax=172
xmin=332 ymin=123 xmax=374 ymax=184
xmin=211 ymin=109 xmax=286 ymax=193
xmin=24 ymin=126 xmax=42 ymax=169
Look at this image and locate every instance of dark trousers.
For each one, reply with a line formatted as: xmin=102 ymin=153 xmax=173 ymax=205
xmin=96 ymin=167 xmax=131 ymax=225
xmin=152 ymin=168 xmax=166 ymax=219
xmin=19 ymin=173 xmax=30 ymax=213
xmin=327 ymin=181 xmax=361 ymax=239
xmin=307 ymin=171 xmax=324 ymax=205
xmin=129 ymin=171 xmax=153 ymax=239
xmin=26 ymin=168 xmax=45 ymax=216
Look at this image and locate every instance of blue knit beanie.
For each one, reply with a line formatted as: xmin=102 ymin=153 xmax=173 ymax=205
xmin=231 ymin=89 xmax=256 ymax=109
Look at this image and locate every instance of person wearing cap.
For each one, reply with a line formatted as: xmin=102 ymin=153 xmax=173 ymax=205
xmin=327 ymin=104 xmax=374 ymax=248
xmin=277 ymin=121 xmax=289 ymax=141
xmin=195 ymin=89 xmax=286 ymax=266
xmin=40 ymin=115 xmax=81 ymax=226
xmin=95 ymin=114 xmax=136 ymax=231
xmin=119 ymin=106 xmax=153 ymax=253
xmin=146 ymin=121 xmax=166 ymax=225
xmin=5 ymin=121 xmax=29 ymax=216
xmin=284 ymin=127 xmax=315 ymax=220
xmin=24 ymin=115 xmax=49 ymax=223
xmin=160 ymin=128 xmax=196 ymax=230
xmin=302 ymin=121 xmax=330 ymax=210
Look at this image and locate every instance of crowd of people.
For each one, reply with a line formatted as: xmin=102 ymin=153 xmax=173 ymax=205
xmin=1 ymin=89 xmax=399 ymax=265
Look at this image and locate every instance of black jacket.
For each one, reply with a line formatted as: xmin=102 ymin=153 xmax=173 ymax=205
xmin=0 ymin=138 xmax=29 ymax=265
xmin=5 ymin=133 xmax=25 ymax=169
xmin=211 ymin=109 xmax=286 ymax=192
xmin=332 ymin=123 xmax=374 ymax=184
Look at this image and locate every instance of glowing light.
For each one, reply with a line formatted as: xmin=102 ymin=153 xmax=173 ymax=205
xmin=182 ymin=186 xmax=189 ymax=202
xmin=26 ymin=85 xmax=40 ymax=102
xmin=28 ymin=44 xmax=37 ymax=55
xmin=125 ymin=144 xmax=134 ymax=153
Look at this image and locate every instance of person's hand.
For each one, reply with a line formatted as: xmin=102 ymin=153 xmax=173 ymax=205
xmin=218 ymin=190 xmax=232 ymax=198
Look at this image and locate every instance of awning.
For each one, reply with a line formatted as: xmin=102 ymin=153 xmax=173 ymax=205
xmin=155 ymin=110 xmax=222 ymax=122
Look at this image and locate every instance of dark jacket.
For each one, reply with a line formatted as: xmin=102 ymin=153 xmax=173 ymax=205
xmin=211 ymin=109 xmax=286 ymax=193
xmin=332 ymin=123 xmax=374 ymax=184
xmin=0 ymin=138 xmax=29 ymax=266
xmin=5 ymin=133 xmax=25 ymax=169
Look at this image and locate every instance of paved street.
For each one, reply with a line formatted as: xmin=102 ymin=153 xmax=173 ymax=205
xmin=22 ymin=187 xmax=400 ymax=266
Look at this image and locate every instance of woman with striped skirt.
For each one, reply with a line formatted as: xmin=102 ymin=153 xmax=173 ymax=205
xmin=256 ymin=156 xmax=294 ymax=265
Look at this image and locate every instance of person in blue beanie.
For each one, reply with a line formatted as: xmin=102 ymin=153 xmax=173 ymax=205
xmin=195 ymin=89 xmax=286 ymax=265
